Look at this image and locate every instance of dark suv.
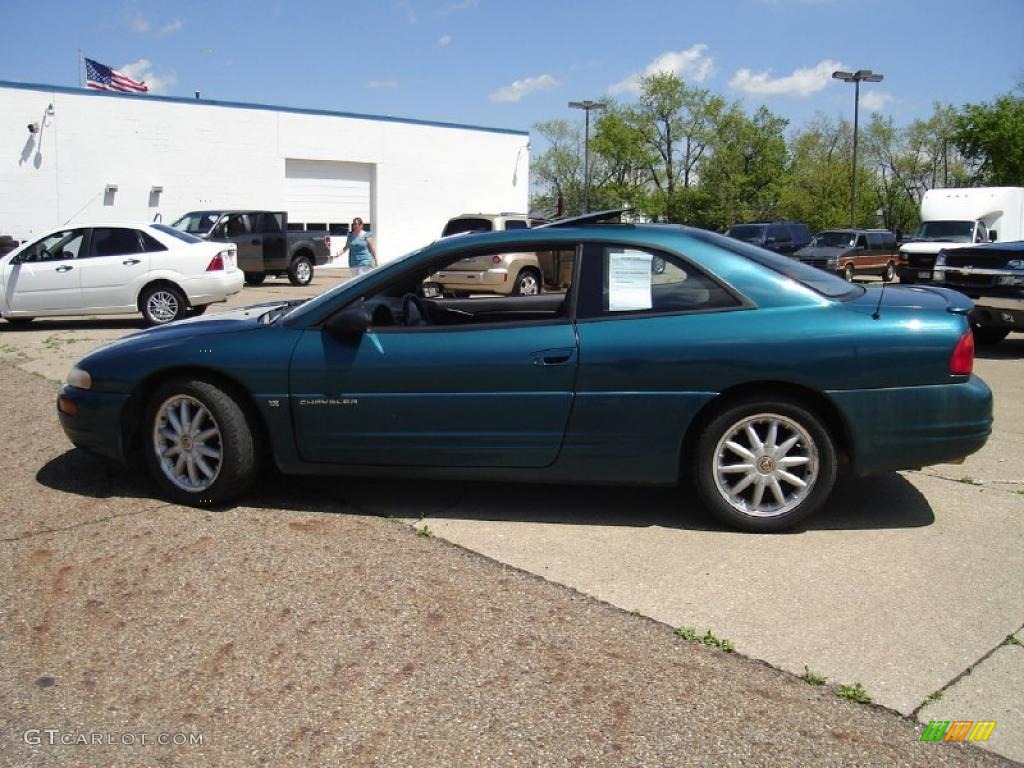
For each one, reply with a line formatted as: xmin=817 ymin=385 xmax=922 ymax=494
xmin=725 ymin=221 xmax=812 ymax=255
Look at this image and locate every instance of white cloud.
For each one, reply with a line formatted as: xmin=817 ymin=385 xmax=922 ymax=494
xmin=129 ymin=13 xmax=151 ymax=32
xmin=860 ymin=90 xmax=893 ymax=111
xmin=159 ymin=19 xmax=183 ymax=34
xmin=438 ymin=0 xmax=477 ymax=15
xmin=609 ymin=45 xmax=714 ymax=95
xmin=438 ymin=34 xmax=452 ymax=46
xmin=729 ymin=58 xmax=846 ymax=97
xmin=489 ymin=73 xmax=559 ymax=103
xmin=366 ymin=79 xmax=399 ymax=89
xmin=119 ymin=59 xmax=177 ymax=95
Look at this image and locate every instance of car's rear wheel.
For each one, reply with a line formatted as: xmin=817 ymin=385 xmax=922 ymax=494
xmin=843 ymin=263 xmax=855 ymax=282
xmin=512 ymin=268 xmax=541 ymax=296
xmin=244 ymin=272 xmax=266 ymax=286
xmin=693 ymin=398 xmax=837 ymax=532
xmin=972 ymin=324 xmax=1011 ymax=345
xmin=288 ymin=254 xmax=314 ymax=286
xmin=140 ymin=284 xmax=187 ymax=326
xmin=882 ymin=261 xmax=896 ymax=282
xmin=144 ymin=379 xmax=258 ymax=506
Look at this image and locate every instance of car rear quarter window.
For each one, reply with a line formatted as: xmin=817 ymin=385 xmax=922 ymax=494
xmin=152 ymin=224 xmax=202 ymax=244
xmin=576 ymin=244 xmax=743 ymax=319
xmin=442 ymin=218 xmax=494 ymax=237
xmin=139 ymin=232 xmax=168 ymax=252
xmin=504 ymin=219 xmax=529 ymax=230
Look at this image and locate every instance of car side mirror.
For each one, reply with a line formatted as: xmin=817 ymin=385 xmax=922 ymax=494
xmin=325 ymin=305 xmax=371 ymax=340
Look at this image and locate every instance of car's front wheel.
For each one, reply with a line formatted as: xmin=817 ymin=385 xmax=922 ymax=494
xmin=843 ymin=263 xmax=855 ymax=282
xmin=693 ymin=398 xmax=837 ymax=532
xmin=144 ymin=379 xmax=258 ymax=506
xmin=882 ymin=261 xmax=896 ymax=282
xmin=140 ymin=284 xmax=187 ymax=326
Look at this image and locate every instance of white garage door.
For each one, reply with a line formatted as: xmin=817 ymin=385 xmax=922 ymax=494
xmin=285 ymin=159 xmax=373 ymax=257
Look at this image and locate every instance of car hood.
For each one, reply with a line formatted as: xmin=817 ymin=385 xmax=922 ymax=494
xmin=90 ymin=301 xmax=294 ymax=353
xmin=845 ymin=284 xmax=973 ymax=315
xmin=797 ymin=246 xmax=846 ymax=259
xmin=901 ymin=241 xmax=973 ymax=255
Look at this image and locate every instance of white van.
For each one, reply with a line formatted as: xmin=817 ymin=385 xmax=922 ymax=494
xmin=898 ymin=187 xmax=1024 ymax=283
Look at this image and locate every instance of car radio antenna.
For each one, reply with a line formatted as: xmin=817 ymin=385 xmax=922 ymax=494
xmin=872 ymin=278 xmax=888 ymax=320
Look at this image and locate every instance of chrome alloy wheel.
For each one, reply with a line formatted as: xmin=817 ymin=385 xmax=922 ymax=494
xmin=295 ymin=260 xmax=312 ymax=283
xmin=712 ymin=413 xmax=819 ymax=518
xmin=153 ymin=395 xmax=223 ymax=492
xmin=147 ymin=290 xmax=180 ymax=324
xmin=518 ymin=272 xmax=539 ymax=295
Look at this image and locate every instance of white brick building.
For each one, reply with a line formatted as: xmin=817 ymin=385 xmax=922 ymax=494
xmin=0 ymin=81 xmax=530 ymax=261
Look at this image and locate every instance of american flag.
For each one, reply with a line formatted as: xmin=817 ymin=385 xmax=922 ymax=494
xmin=84 ymin=57 xmax=149 ymax=93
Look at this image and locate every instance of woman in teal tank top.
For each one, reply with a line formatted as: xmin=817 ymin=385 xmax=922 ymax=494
xmin=341 ymin=217 xmax=377 ymax=276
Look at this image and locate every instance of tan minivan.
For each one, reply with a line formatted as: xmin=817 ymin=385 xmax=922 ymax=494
xmin=428 ymin=213 xmax=556 ymax=296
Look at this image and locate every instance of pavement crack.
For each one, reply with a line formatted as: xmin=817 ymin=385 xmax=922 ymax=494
xmin=0 ymin=501 xmax=173 ymax=544
xmin=911 ymin=619 xmax=1024 ymax=718
xmin=907 ymin=468 xmax=1023 ymax=495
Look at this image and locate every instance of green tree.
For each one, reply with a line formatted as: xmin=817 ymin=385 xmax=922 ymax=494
xmin=952 ymin=92 xmax=1024 ymax=185
xmin=529 ymin=119 xmax=584 ymax=216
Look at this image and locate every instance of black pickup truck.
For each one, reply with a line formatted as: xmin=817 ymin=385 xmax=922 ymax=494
xmin=171 ymin=211 xmax=330 ymax=286
xmin=932 ymin=240 xmax=1024 ymax=345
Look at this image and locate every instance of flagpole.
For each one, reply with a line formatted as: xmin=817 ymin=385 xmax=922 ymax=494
xmin=78 ymin=50 xmax=82 ymax=87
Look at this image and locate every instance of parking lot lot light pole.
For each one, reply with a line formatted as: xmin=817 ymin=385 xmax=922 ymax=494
xmin=832 ymin=69 xmax=884 ymax=228
xmin=569 ymin=100 xmax=607 ymax=213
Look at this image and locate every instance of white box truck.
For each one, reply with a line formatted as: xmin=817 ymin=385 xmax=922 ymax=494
xmin=897 ymin=187 xmax=1024 ymax=283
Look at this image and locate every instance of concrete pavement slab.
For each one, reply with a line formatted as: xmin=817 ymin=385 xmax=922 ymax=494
xmin=919 ymin=642 xmax=1024 ymax=762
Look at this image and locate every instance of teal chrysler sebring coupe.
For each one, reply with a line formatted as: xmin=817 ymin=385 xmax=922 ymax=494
xmin=57 ymin=214 xmax=992 ymax=532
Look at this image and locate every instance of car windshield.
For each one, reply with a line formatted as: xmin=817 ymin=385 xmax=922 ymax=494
xmin=725 ymin=225 xmax=765 ymax=243
xmin=152 ymin=224 xmax=202 ymax=244
xmin=810 ymin=231 xmax=856 ymax=248
xmin=442 ymin=218 xmax=493 ymax=237
xmin=913 ymin=221 xmax=975 ymax=243
xmin=171 ymin=212 xmax=220 ymax=235
xmin=697 ymin=230 xmax=863 ymax=299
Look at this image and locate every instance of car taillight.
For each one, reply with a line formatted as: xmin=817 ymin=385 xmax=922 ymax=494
xmin=949 ymin=329 xmax=974 ymax=375
xmin=206 ymin=254 xmax=224 ymax=271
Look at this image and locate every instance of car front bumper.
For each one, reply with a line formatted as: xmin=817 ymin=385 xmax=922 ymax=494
xmin=828 ymin=375 xmax=993 ymax=476
xmin=57 ymin=386 xmax=131 ymax=464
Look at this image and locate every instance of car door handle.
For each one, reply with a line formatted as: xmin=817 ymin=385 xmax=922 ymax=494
xmin=122 ymin=258 xmax=141 ymax=265
xmin=532 ymin=347 xmax=576 ymax=365
xmin=55 ymin=264 xmax=74 ymax=272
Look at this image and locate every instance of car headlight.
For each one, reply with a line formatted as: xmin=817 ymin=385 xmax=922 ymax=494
xmin=935 ymin=252 xmax=947 ymax=267
xmin=1007 ymin=259 xmax=1024 ymax=269
xmin=65 ymin=367 xmax=92 ymax=390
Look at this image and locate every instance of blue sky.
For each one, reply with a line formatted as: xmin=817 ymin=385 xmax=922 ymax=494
xmin=2 ymin=0 xmax=1022 ymax=139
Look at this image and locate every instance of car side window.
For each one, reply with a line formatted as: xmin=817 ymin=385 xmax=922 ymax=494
xmin=222 ymin=214 xmax=249 ymax=237
xmin=577 ymin=245 xmax=742 ymax=319
xmin=19 ymin=229 xmax=87 ymax=262
xmin=856 ymin=235 xmax=868 ymax=249
xmin=351 ymin=245 xmax=577 ymax=331
xmin=88 ymin=228 xmax=144 ymax=258
xmin=139 ymin=231 xmax=168 ymax=252
xmin=504 ymin=220 xmax=529 ymax=230
xmin=260 ymin=213 xmax=284 ymax=234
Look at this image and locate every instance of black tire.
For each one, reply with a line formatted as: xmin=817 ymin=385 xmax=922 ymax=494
xmin=882 ymin=261 xmax=896 ymax=282
xmin=692 ymin=397 xmax=837 ymax=533
xmin=5 ymin=317 xmax=34 ymax=326
xmin=972 ymin=324 xmax=1011 ymax=346
xmin=244 ymin=272 xmax=266 ymax=286
xmin=143 ymin=379 xmax=258 ymax=507
xmin=188 ymin=305 xmax=209 ymax=318
xmin=140 ymin=284 xmax=187 ymax=326
xmin=511 ymin=268 xmax=541 ymax=296
xmin=843 ymin=263 xmax=855 ymax=282
xmin=288 ymin=254 xmax=314 ymax=286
